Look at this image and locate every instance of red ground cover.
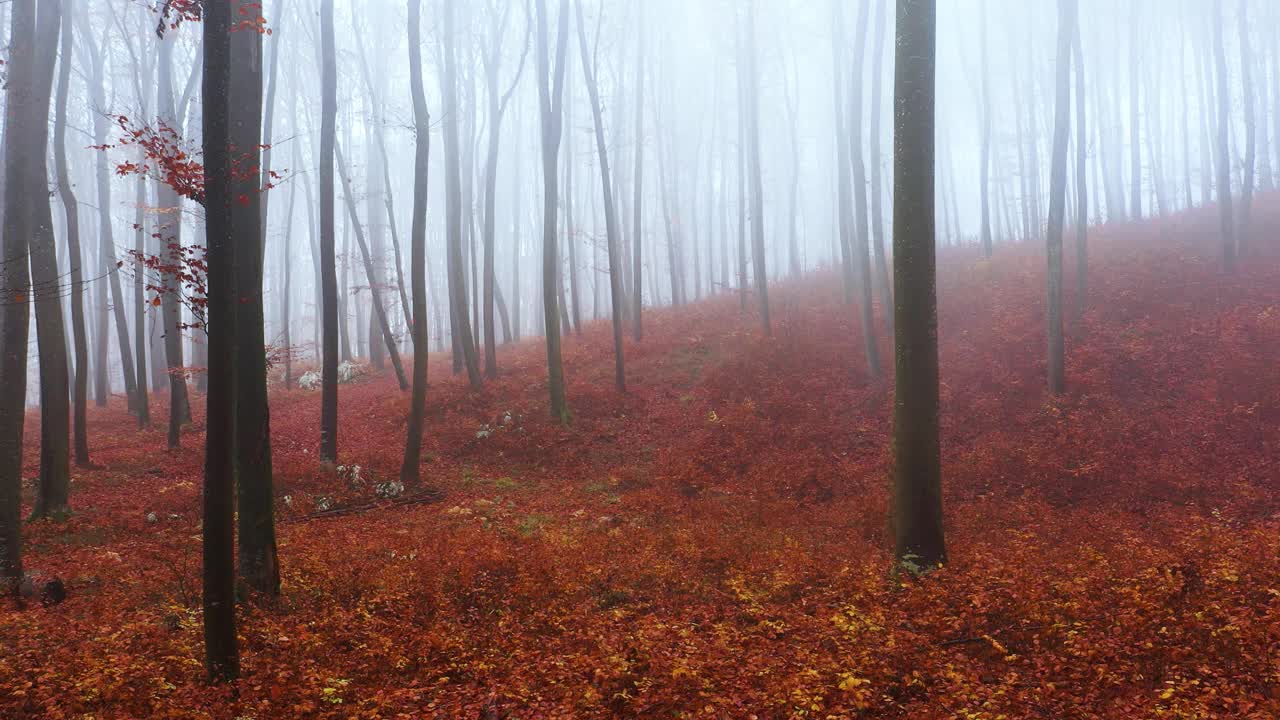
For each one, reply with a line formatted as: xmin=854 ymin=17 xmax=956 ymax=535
xmin=4 ymin=203 xmax=1280 ymax=718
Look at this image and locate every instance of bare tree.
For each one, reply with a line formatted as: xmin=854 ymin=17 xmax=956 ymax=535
xmin=201 ymin=0 xmax=239 ymax=682
xmin=1212 ymin=0 xmax=1235 ymax=273
xmin=534 ymin=0 xmax=571 ymax=423
xmin=401 ymin=0 xmax=431 ymax=485
xmin=737 ymin=0 xmax=770 ymax=337
xmin=29 ymin=0 xmax=71 ymax=519
xmin=891 ymin=0 xmax=945 ymax=572
xmin=1237 ymin=0 xmax=1256 ymax=253
xmin=479 ymin=0 xmax=530 ymax=378
xmin=1045 ymin=0 xmax=1076 ymax=396
xmin=319 ymin=0 xmax=340 ymax=462
xmin=54 ymin=0 xmax=89 ymax=467
xmin=575 ymin=0 xmax=626 ymax=392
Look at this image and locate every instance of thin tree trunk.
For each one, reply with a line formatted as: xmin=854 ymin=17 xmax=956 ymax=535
xmin=1212 ymin=0 xmax=1236 ymax=273
xmin=401 ymin=0 xmax=431 ymax=485
xmin=55 ymin=0 xmax=89 ymax=467
xmin=868 ymin=0 xmax=893 ymax=339
xmin=740 ymin=0 xmax=771 ymax=336
xmin=336 ymin=143 xmax=409 ymax=390
xmin=535 ymin=0 xmax=571 ymax=424
xmin=1237 ymin=0 xmax=1256 ymax=254
xmin=630 ymin=3 xmax=645 ymax=341
xmin=1045 ymin=0 xmax=1075 ymax=395
xmin=319 ymin=0 xmax=340 ymax=462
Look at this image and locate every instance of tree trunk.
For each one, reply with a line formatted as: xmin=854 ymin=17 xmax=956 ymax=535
xmin=401 ymin=0 xmax=431 ymax=485
xmin=1072 ymin=8 xmax=1088 ymax=322
xmin=535 ymin=0 xmax=571 ymax=424
xmin=739 ymin=0 xmax=770 ymax=337
xmin=1045 ymin=0 xmax=1075 ymax=396
xmin=0 ymin=0 xmax=41 ymax=590
xmin=29 ymin=1 xmax=71 ymax=518
xmin=1212 ymin=0 xmax=1236 ymax=273
xmin=891 ymin=0 xmax=945 ymax=572
xmin=232 ymin=1 xmax=279 ymax=598
xmin=868 ymin=0 xmax=893 ymax=339
xmin=335 ymin=143 xmax=409 ymax=390
xmin=1128 ymin=1 xmax=1142 ymax=219
xmin=201 ymin=0 xmax=240 ymax=682
xmin=1237 ymin=0 xmax=1256 ymax=254
xmin=319 ymin=0 xmax=340 ymax=462
xmin=55 ymin=0 xmax=89 ymax=467
xmin=443 ymin=0 xmax=483 ymax=389
xmin=630 ymin=3 xmax=645 ymax=341
xmin=846 ymin=0 xmax=879 ymax=368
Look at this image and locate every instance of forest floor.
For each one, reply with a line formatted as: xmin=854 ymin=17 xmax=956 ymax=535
xmin=5 ymin=203 xmax=1280 ymax=719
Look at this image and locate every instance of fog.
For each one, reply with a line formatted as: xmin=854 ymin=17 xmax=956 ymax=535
xmin=4 ymin=0 xmax=1268 ymax=406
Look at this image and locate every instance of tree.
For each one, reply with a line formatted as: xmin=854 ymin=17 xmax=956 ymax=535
xmin=534 ymin=0 xmax=571 ymax=424
xmin=1128 ymin=0 xmax=1142 ymax=219
xmin=575 ymin=0 xmax=626 ymax=392
xmin=29 ymin=0 xmax=71 ymax=520
xmin=1212 ymin=0 xmax=1235 ymax=273
xmin=1237 ymin=0 xmax=1256 ymax=254
xmin=844 ymin=0 xmax=879 ymax=371
xmin=319 ymin=0 xmax=340 ymax=462
xmin=737 ymin=0 xmax=770 ymax=337
xmin=156 ymin=22 xmax=192 ymax=450
xmin=0 ymin=0 xmax=46 ymax=592
xmin=401 ymin=0 xmax=431 ymax=485
xmin=55 ymin=0 xmax=90 ymax=468
xmin=479 ymin=0 xmax=530 ymax=379
xmin=201 ymin=0 xmax=239 ymax=682
xmin=891 ymin=0 xmax=945 ymax=570
xmin=442 ymin=0 xmax=483 ymax=389
xmin=868 ymin=0 xmax=893 ymax=340
xmin=232 ymin=0 xmax=278 ymax=598
xmin=1045 ymin=0 xmax=1075 ymax=396
xmin=1072 ymin=5 xmax=1088 ymax=321
xmin=978 ymin=0 xmax=993 ymax=258
xmin=630 ymin=2 xmax=645 ymax=341
xmin=77 ymin=10 xmax=140 ymax=416
xmin=335 ymin=143 xmax=409 ymax=390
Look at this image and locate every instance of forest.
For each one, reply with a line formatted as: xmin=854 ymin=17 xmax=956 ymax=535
xmin=2 ymin=0 xmax=1280 ymax=717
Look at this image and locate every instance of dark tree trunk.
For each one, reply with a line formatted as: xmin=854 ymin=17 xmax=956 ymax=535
xmin=1128 ymin=1 xmax=1142 ymax=219
xmin=319 ymin=0 xmax=340 ymax=462
xmin=534 ymin=0 xmax=571 ymax=424
xmin=0 ymin=0 xmax=40 ymax=591
xmin=29 ymin=1 xmax=71 ymax=519
xmin=891 ymin=0 xmax=945 ymax=572
xmin=232 ymin=1 xmax=279 ymax=598
xmin=201 ymin=0 xmax=240 ymax=682
xmin=401 ymin=0 xmax=431 ymax=485
xmin=978 ymin=0 xmax=993 ymax=257
xmin=55 ymin=0 xmax=89 ymax=468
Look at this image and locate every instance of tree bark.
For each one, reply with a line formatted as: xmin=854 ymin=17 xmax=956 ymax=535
xmin=891 ymin=0 xmax=945 ymax=572
xmin=401 ymin=0 xmax=432 ymax=485
xmin=534 ymin=0 xmax=571 ymax=424
xmin=319 ymin=0 xmax=340 ymax=462
xmin=55 ymin=0 xmax=89 ymax=467
xmin=201 ymin=0 xmax=240 ymax=682
xmin=29 ymin=0 xmax=71 ymax=518
xmin=232 ymin=0 xmax=279 ymax=598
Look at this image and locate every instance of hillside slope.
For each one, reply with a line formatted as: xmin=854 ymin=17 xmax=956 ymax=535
xmin=4 ymin=203 xmax=1280 ymax=718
